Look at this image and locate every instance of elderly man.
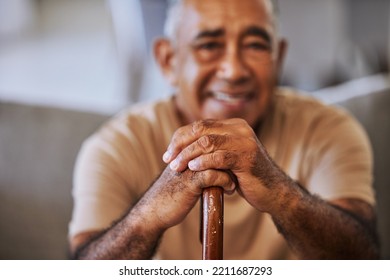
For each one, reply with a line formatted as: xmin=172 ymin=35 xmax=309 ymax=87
xmin=69 ymin=0 xmax=379 ymax=259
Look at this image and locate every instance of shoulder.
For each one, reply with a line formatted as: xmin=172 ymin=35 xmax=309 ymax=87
xmin=273 ymin=87 xmax=364 ymax=132
xmin=105 ymin=96 xmax=177 ymax=135
xmin=117 ymin=96 xmax=177 ymax=123
xmin=266 ymin=87 xmax=372 ymax=173
xmin=275 ymin=87 xmax=346 ymax=117
xmin=89 ymin=97 xmax=177 ymax=143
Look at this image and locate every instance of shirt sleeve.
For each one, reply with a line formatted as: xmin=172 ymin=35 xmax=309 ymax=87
xmin=68 ymin=121 xmax=141 ymax=238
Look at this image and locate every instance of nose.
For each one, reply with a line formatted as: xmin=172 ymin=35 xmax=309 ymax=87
xmin=216 ymin=48 xmax=250 ymax=83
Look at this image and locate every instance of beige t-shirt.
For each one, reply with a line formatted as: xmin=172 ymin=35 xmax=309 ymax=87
xmin=69 ymin=87 xmax=375 ymax=259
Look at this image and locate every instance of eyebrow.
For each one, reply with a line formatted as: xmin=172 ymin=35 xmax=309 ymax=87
xmin=193 ymin=26 xmax=272 ymax=44
xmin=194 ymin=28 xmax=225 ymax=40
xmin=244 ymin=26 xmax=272 ymax=44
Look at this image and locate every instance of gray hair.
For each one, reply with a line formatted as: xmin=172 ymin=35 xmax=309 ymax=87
xmin=163 ymin=0 xmax=279 ymax=40
xmin=163 ymin=0 xmax=182 ymax=39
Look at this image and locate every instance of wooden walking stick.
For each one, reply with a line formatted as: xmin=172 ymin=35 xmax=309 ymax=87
xmin=201 ymin=186 xmax=224 ymax=260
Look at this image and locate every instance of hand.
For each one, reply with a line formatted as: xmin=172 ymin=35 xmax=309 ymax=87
xmin=162 ymin=118 xmax=286 ymax=212
xmin=142 ymin=166 xmax=235 ymax=231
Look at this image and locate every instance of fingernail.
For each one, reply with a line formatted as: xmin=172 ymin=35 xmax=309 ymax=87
xmin=188 ymin=160 xmax=198 ymax=170
xmin=170 ymin=159 xmax=179 ymax=171
xmin=162 ymin=151 xmax=171 ymax=162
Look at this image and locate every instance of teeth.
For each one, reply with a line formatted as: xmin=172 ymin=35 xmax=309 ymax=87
xmin=213 ymin=92 xmax=245 ymax=104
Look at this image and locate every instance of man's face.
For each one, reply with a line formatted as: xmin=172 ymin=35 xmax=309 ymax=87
xmin=167 ymin=0 xmax=283 ymax=127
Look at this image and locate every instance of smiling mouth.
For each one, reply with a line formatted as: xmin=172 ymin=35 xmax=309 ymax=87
xmin=211 ymin=91 xmax=253 ymax=105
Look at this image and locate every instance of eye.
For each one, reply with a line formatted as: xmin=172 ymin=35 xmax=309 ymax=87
xmin=192 ymin=40 xmax=224 ymax=62
xmin=197 ymin=42 xmax=223 ymax=50
xmin=245 ymin=42 xmax=270 ymax=51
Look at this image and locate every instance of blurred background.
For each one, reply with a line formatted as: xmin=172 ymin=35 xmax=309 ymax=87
xmin=0 ymin=0 xmax=389 ymax=259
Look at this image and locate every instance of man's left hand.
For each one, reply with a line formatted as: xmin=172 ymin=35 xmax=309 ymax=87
xmin=162 ymin=118 xmax=286 ymax=213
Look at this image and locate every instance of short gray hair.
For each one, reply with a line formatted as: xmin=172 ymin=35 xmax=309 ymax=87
xmin=163 ymin=0 xmax=182 ymax=39
xmin=163 ymin=0 xmax=279 ymax=40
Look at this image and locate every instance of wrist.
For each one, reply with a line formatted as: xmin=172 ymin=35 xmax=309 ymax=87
xmin=126 ymin=197 xmax=167 ymax=238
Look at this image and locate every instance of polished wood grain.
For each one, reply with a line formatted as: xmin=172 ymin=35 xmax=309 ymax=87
xmin=201 ymin=187 xmax=224 ymax=260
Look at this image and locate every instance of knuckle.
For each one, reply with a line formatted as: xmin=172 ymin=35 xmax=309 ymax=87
xmin=191 ymin=120 xmax=206 ymax=135
xmin=172 ymin=126 xmax=184 ymax=140
xmin=191 ymin=119 xmax=221 ymax=136
xmin=200 ymin=170 xmax=232 ymax=189
xmin=239 ymin=126 xmax=252 ymax=137
xmin=235 ymin=118 xmax=246 ymax=125
xmin=219 ymin=172 xmax=231 ymax=187
xmin=200 ymin=170 xmax=214 ymax=186
xmin=197 ymin=135 xmax=212 ymax=150
xmin=232 ymin=119 xmax=252 ymax=136
xmin=211 ymin=152 xmax=222 ymax=166
xmin=197 ymin=134 xmax=224 ymax=152
xmin=201 ymin=119 xmax=214 ymax=127
xmin=232 ymin=118 xmax=247 ymax=127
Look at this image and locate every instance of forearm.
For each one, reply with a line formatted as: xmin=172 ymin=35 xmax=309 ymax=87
xmin=270 ymin=181 xmax=379 ymax=259
xmin=73 ymin=166 xmax=234 ymax=259
xmin=74 ymin=201 xmax=164 ymax=260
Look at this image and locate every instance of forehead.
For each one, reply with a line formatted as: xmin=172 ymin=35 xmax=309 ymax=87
xmin=177 ymin=0 xmax=275 ymax=39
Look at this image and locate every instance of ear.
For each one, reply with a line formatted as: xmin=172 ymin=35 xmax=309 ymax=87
xmin=276 ymin=38 xmax=288 ymax=78
xmin=153 ymin=38 xmax=178 ymax=87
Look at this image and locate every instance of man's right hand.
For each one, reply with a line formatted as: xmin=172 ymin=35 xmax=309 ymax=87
xmin=70 ymin=166 xmax=235 ymax=259
xmin=141 ymin=165 xmax=236 ymax=232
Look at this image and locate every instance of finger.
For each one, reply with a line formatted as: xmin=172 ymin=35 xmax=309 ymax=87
xmin=163 ymin=120 xmax=225 ymax=163
xmin=196 ymin=169 xmax=236 ymax=194
xmin=169 ymin=134 xmax=230 ymax=172
xmin=188 ymin=151 xmax=239 ymax=172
